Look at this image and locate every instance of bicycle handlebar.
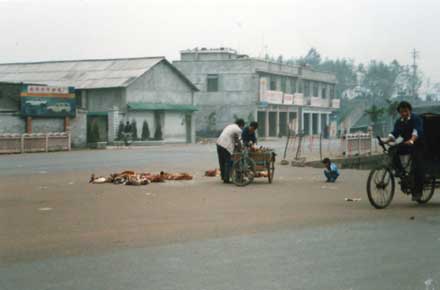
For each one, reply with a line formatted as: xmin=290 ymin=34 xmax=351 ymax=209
xmin=376 ymin=136 xmax=387 ymax=152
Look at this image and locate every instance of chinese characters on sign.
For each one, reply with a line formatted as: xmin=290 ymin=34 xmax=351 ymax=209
xmin=21 ymin=85 xmax=76 ymax=117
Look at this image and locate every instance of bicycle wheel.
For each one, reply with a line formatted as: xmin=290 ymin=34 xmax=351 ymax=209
xmin=417 ymin=178 xmax=435 ymax=204
xmin=231 ymin=157 xmax=256 ymax=186
xmin=367 ymin=167 xmax=395 ymax=209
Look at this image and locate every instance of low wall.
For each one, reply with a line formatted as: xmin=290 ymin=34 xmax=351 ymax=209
xmin=0 ymin=110 xmax=87 ymax=148
xmin=300 ymin=154 xmax=385 ymax=170
xmin=0 ymin=133 xmax=71 ymax=154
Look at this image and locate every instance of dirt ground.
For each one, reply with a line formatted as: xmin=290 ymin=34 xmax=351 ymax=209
xmin=2 ymin=163 xmax=438 ymax=266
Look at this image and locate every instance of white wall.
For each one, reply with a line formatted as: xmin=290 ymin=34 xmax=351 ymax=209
xmin=164 ymin=112 xmax=186 ymax=142
xmin=126 ymin=61 xmax=193 ymax=105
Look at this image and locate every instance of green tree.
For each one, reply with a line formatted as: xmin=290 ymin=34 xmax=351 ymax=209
xmin=365 ymin=105 xmax=386 ymax=135
xmin=116 ymin=121 xmax=124 ymax=140
xmin=361 ymin=60 xmax=402 ymax=105
xmin=154 ymin=123 xmax=163 ymax=140
xmin=131 ymin=119 xmax=138 ymax=140
xmin=141 ymin=120 xmax=150 ymax=140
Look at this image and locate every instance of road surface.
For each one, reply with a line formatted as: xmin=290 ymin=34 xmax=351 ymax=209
xmin=1 ymin=143 xmax=440 ymax=290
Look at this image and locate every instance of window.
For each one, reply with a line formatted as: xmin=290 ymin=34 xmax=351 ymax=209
xmin=330 ymin=85 xmax=335 ymax=98
xmin=321 ymin=84 xmax=327 ymax=98
xmin=304 ymin=80 xmax=310 ymax=97
xmin=269 ymin=78 xmax=277 ymax=90
xmin=207 ymin=74 xmax=219 ymax=92
xmin=312 ymin=82 xmax=319 ymax=97
xmin=291 ymin=79 xmax=297 ymax=94
xmin=297 ymin=80 xmax=303 ymax=93
xmin=281 ymin=77 xmax=286 ymax=92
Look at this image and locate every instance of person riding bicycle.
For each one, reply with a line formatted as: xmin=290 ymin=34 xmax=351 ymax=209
xmin=383 ymin=101 xmax=424 ymax=200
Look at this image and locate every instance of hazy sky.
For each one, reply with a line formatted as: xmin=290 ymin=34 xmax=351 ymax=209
xmin=1 ymin=0 xmax=440 ymax=82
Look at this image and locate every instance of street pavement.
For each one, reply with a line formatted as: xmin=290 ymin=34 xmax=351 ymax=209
xmin=1 ymin=142 xmax=440 ymax=290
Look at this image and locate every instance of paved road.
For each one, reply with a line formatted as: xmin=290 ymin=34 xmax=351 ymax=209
xmin=2 ymin=219 xmax=440 ymax=290
xmin=1 ymin=143 xmax=440 ymax=290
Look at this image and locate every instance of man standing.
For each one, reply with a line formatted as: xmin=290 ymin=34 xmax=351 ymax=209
xmin=216 ymin=119 xmax=245 ymax=183
xmin=384 ymin=101 xmax=424 ymax=200
xmin=242 ymin=121 xmax=258 ymax=146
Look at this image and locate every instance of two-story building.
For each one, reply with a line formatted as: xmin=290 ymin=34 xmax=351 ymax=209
xmin=174 ymin=48 xmax=339 ymax=138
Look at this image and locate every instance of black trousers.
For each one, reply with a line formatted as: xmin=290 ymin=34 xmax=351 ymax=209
xmin=392 ymin=143 xmax=424 ymax=195
xmin=217 ymin=145 xmax=232 ymax=182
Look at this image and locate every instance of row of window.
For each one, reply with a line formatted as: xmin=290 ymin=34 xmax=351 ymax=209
xmin=206 ymin=74 xmax=335 ymax=98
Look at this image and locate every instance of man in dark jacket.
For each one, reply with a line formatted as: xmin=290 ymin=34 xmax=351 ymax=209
xmin=242 ymin=121 xmax=258 ymax=146
xmin=384 ymin=101 xmax=424 ymax=200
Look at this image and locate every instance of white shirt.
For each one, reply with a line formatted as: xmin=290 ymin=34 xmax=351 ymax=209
xmin=216 ymin=124 xmax=242 ymax=154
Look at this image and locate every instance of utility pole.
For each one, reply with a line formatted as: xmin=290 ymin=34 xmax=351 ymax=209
xmin=410 ymin=49 xmax=419 ymax=102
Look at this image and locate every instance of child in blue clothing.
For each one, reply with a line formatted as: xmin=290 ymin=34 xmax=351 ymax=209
xmin=322 ymin=158 xmax=339 ymax=182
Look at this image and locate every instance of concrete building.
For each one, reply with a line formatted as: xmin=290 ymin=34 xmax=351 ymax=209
xmin=174 ymin=48 xmax=339 ymax=138
xmin=0 ymin=57 xmax=199 ymax=144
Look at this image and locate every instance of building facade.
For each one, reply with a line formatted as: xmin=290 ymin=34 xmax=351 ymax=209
xmin=174 ymin=48 xmax=339 ymax=138
xmin=0 ymin=57 xmax=198 ymax=145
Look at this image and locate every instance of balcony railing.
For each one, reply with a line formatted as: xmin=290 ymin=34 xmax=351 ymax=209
xmin=260 ymin=90 xmax=339 ymax=109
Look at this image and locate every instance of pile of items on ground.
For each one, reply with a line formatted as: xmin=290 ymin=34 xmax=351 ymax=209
xmin=90 ymin=170 xmax=193 ymax=186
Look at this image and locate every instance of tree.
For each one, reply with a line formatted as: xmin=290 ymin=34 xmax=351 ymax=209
xmin=303 ymin=48 xmax=321 ymax=67
xmin=116 ymin=121 xmax=124 ymax=141
xmin=319 ymin=58 xmax=357 ymax=99
xmin=154 ymin=123 xmax=163 ymax=140
xmin=365 ymin=105 xmax=386 ymax=135
xmin=131 ymin=119 xmax=138 ymax=140
xmin=361 ymin=60 xmax=402 ymax=105
xmin=141 ymin=120 xmax=150 ymax=140
xmin=277 ymin=55 xmax=284 ymax=64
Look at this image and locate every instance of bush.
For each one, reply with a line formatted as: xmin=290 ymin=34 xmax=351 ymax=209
xmin=154 ymin=123 xmax=163 ymax=140
xmin=116 ymin=121 xmax=124 ymax=140
xmin=141 ymin=120 xmax=150 ymax=140
xmin=131 ymin=119 xmax=138 ymax=140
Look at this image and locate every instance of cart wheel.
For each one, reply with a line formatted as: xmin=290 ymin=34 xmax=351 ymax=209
xmin=267 ymin=161 xmax=275 ymax=183
xmin=231 ymin=157 xmax=256 ymax=187
xmin=417 ymin=178 xmax=435 ymax=204
xmin=366 ymin=166 xmax=395 ymax=209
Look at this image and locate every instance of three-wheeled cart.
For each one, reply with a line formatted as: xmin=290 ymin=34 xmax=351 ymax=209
xmin=231 ymin=147 xmax=276 ymax=186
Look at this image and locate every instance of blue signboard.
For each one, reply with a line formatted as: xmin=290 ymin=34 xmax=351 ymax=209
xmin=20 ymin=85 xmax=76 ymax=117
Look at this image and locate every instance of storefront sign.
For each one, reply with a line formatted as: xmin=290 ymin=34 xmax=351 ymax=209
xmin=283 ymin=94 xmax=294 ymax=105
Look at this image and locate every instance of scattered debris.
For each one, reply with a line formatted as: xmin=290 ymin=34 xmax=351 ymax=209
xmin=39 ymin=186 xmax=48 ymax=190
xmin=68 ymin=181 xmax=75 ymax=185
xmin=410 ymin=216 xmax=415 ymax=220
xmin=345 ymin=197 xmax=362 ymax=202
xmin=90 ymin=171 xmax=193 ymax=186
xmin=38 ymin=170 xmax=48 ymax=174
xmin=38 ymin=207 xmax=52 ymax=211
xmin=205 ymin=168 xmax=220 ymax=177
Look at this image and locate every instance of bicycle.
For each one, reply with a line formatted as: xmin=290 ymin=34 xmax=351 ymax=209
xmin=366 ymin=136 xmax=436 ymax=209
